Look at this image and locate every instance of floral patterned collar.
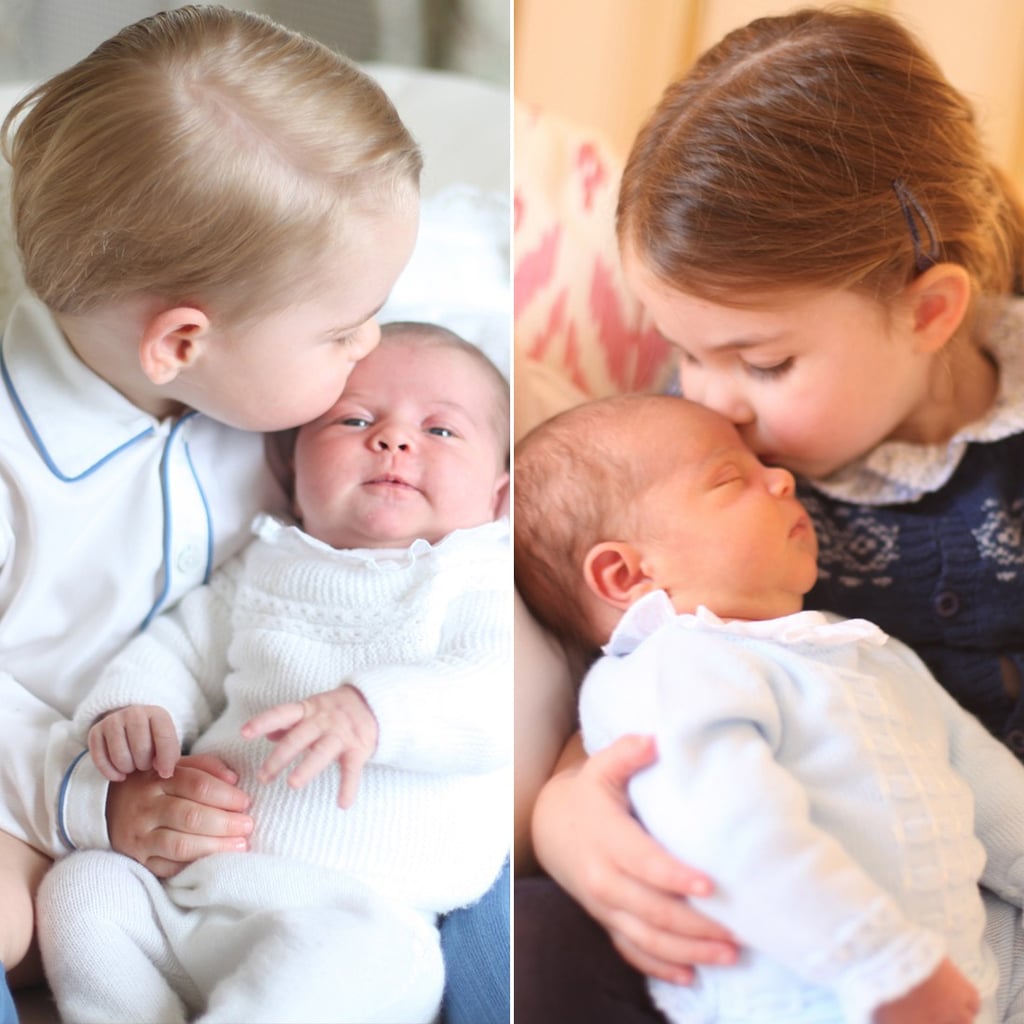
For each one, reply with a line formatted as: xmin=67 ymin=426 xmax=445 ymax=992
xmin=804 ymin=297 xmax=1024 ymax=506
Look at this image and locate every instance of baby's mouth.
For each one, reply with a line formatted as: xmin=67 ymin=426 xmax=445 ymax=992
xmin=789 ymin=514 xmax=811 ymax=538
xmin=365 ymin=474 xmax=419 ymax=492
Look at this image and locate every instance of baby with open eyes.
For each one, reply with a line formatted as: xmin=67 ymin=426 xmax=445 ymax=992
xmin=38 ymin=322 xmax=512 ymax=1024
xmin=515 ymin=393 xmax=1024 ymax=1024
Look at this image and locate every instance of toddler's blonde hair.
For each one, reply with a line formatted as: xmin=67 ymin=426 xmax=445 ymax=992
xmin=1 ymin=4 xmax=422 ymax=324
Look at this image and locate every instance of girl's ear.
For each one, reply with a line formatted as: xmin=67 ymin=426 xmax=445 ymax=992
xmin=138 ymin=307 xmax=211 ymax=385
xmin=583 ymin=541 xmax=653 ymax=610
xmin=903 ymin=262 xmax=971 ymax=354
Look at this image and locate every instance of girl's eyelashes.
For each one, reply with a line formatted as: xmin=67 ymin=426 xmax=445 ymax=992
xmin=675 ymin=346 xmax=794 ymax=380
xmin=744 ymin=357 xmax=794 ymax=380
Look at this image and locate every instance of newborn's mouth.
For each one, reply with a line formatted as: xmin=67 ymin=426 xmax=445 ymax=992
xmin=365 ymin=474 xmax=419 ymax=491
xmin=789 ymin=514 xmax=811 ymax=538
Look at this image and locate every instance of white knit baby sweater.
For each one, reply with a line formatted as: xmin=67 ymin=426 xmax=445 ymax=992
xmin=75 ymin=515 xmax=512 ymax=915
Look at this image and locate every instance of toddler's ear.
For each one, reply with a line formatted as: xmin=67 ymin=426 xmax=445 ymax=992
xmin=138 ymin=306 xmax=211 ymax=385
xmin=904 ymin=262 xmax=971 ymax=353
xmin=583 ymin=542 xmax=653 ymax=611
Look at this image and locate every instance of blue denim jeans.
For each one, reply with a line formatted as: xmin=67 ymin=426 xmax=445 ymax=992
xmin=440 ymin=858 xmax=509 ymax=1024
xmin=0 ymin=967 xmax=17 ymax=1024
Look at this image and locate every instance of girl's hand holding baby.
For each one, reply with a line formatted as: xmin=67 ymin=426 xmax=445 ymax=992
xmin=873 ymin=957 xmax=980 ymax=1024
xmin=242 ymin=684 xmax=378 ymax=808
xmin=534 ymin=731 xmax=738 ymax=984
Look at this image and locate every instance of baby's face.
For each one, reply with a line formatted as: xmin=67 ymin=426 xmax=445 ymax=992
xmin=292 ymin=341 xmax=508 ymax=549
xmin=630 ymin=402 xmax=819 ymax=620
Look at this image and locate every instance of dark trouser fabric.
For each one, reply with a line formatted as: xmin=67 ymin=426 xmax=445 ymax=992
xmin=514 ymin=876 xmax=667 ymax=1024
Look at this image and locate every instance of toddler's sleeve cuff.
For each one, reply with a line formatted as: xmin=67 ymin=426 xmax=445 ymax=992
xmin=58 ymin=750 xmax=112 ymax=851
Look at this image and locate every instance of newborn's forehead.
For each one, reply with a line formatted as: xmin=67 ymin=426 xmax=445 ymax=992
xmin=644 ymin=400 xmax=740 ymax=454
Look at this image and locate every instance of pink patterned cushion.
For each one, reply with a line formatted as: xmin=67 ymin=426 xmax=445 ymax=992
xmin=514 ymin=102 xmax=670 ymax=415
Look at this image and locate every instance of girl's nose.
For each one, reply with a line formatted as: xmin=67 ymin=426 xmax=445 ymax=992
xmin=685 ymin=371 xmax=754 ymax=425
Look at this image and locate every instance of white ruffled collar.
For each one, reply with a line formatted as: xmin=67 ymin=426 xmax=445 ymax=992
xmin=805 ymin=297 xmax=1024 ymax=505
xmin=251 ymin=512 xmax=508 ymax=567
xmin=603 ymin=590 xmax=888 ymax=657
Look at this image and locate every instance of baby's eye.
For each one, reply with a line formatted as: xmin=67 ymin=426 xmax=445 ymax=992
xmin=427 ymin=426 xmax=455 ymax=438
xmin=744 ymin=357 xmax=794 ymax=380
xmin=710 ymin=464 xmax=744 ymax=488
xmin=713 ymin=474 xmax=743 ymax=489
xmin=340 ymin=416 xmax=370 ymax=428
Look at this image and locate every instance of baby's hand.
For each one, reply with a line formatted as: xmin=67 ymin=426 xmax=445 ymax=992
xmin=873 ymin=957 xmax=979 ymax=1024
xmin=88 ymin=704 xmax=181 ymax=781
xmin=241 ymin=685 xmax=379 ymax=808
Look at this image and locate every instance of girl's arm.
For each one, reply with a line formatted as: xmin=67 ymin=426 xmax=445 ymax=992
xmin=513 ymin=590 xmax=577 ymax=874
xmin=532 ymin=729 xmax=738 ymax=984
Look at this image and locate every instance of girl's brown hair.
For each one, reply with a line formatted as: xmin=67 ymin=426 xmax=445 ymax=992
xmin=1 ymin=4 xmax=422 ymax=323
xmin=618 ymin=6 xmax=1024 ymax=322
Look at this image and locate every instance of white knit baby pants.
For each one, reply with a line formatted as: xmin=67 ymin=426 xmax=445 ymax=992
xmin=38 ymin=850 xmax=443 ymax=1024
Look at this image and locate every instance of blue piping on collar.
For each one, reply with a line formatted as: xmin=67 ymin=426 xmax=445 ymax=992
xmin=140 ymin=411 xmax=213 ymax=631
xmin=0 ymin=340 xmax=155 ymax=481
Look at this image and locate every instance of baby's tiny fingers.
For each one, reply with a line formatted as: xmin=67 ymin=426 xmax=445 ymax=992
xmin=101 ymin=726 xmax=140 ymax=777
xmin=125 ymin=715 xmax=158 ymax=773
xmin=287 ymin=735 xmax=343 ymax=791
xmin=258 ymin=719 xmax=321 ymax=782
xmin=242 ymin=702 xmax=304 ymax=739
xmin=88 ymin=731 xmax=127 ymax=782
xmin=337 ymin=746 xmax=370 ymax=809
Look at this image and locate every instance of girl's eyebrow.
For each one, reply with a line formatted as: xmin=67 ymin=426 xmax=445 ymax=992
xmin=659 ymin=324 xmax=787 ymax=354
xmin=706 ymin=331 xmax=786 ymax=353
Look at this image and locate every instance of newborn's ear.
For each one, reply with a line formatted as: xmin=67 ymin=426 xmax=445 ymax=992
xmin=583 ymin=542 xmax=652 ymax=610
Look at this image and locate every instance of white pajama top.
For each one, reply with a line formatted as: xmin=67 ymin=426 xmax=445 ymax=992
xmin=0 ymin=293 xmax=286 ymax=855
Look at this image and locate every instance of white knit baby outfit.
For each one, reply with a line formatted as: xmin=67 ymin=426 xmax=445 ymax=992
xmin=39 ymin=516 xmax=512 ymax=1024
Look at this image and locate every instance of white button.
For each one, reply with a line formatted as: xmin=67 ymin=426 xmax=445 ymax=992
xmin=176 ymin=545 xmax=203 ymax=574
